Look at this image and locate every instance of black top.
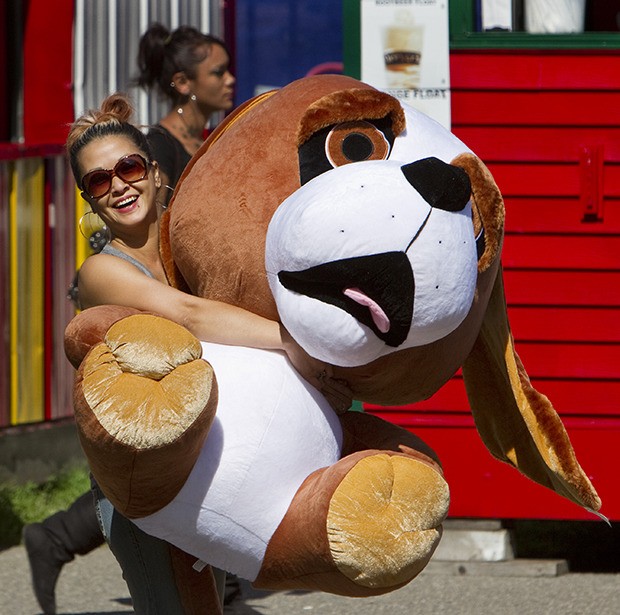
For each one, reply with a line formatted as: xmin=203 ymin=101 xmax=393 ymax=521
xmin=146 ymin=124 xmax=192 ymax=204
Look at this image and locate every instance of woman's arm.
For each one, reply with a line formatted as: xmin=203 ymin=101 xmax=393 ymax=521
xmin=79 ymin=253 xmax=282 ymax=347
xmin=78 ymin=254 xmax=352 ymax=411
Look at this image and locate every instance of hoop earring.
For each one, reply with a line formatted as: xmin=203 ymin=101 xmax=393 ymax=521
xmin=79 ymin=211 xmax=110 ymax=244
xmin=156 ymin=185 xmax=175 ymax=211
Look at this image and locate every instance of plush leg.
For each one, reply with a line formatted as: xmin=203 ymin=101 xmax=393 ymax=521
xmin=254 ymin=448 xmax=448 ymax=596
xmin=169 ymin=546 xmax=226 ymax=615
xmin=73 ymin=313 xmax=218 ymax=519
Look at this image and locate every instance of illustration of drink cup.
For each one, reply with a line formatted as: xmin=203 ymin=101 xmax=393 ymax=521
xmin=383 ymin=11 xmax=424 ymax=89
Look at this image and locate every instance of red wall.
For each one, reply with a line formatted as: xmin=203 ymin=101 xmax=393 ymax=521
xmin=23 ymin=0 xmax=74 ymax=145
xmin=0 ymin=0 xmax=8 ymax=141
xmin=368 ymin=49 xmax=620 ymax=521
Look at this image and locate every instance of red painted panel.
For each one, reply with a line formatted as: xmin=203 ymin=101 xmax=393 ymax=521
xmin=508 ymin=307 xmax=620 ymax=342
xmin=23 ymin=0 xmax=74 ymax=144
xmin=503 ymin=270 xmax=620 ymax=306
xmin=420 ymin=422 xmax=617 ymax=520
xmin=367 ymin=379 xmax=469 ymax=413
xmin=0 ymin=0 xmax=8 ymax=140
xmin=362 ymin=411 xmax=618 ymax=519
xmin=502 ymin=235 xmax=620 ymax=270
xmin=454 ymin=127 xmax=620 ymax=162
xmin=422 ymin=49 xmax=620 ymax=520
xmin=451 ymin=51 xmax=620 ymax=91
xmin=452 ymin=91 xmax=620 ymax=127
xmin=490 ymin=163 xmax=574 ymax=196
xmin=367 ymin=378 xmax=620 ymax=418
xmin=484 ymin=163 xmax=620 ymax=197
xmin=520 ymin=380 xmax=620 ymax=416
xmin=503 ymin=198 xmax=620 ymax=234
xmin=514 ymin=342 xmax=620 ymax=380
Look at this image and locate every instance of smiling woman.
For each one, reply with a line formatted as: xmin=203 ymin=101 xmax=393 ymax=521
xmin=56 ymin=91 xmax=353 ymax=614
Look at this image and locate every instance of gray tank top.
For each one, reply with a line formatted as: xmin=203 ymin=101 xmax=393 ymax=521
xmin=100 ymin=243 xmax=155 ymax=279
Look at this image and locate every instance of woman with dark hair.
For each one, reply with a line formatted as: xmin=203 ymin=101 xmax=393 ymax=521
xmin=136 ymin=23 xmax=235 ymax=202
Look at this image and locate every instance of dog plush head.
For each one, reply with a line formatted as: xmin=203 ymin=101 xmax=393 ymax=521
xmin=161 ymin=74 xmax=502 ymax=403
xmin=161 ymin=75 xmax=600 ymax=513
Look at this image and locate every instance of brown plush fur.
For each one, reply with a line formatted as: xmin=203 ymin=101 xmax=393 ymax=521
xmin=160 ymin=76 xmax=405 ymax=323
xmin=451 ymin=152 xmax=505 ymax=273
xmin=159 ymin=77 xmax=504 ymax=406
xmin=64 ymin=305 xmax=142 ymax=369
xmin=297 ymin=88 xmax=405 ymax=146
xmin=169 ymin=546 xmax=224 ymax=615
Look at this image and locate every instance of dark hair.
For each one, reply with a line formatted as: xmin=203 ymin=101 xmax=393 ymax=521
xmin=66 ymin=93 xmax=153 ymax=186
xmin=135 ymin=22 xmax=228 ymax=103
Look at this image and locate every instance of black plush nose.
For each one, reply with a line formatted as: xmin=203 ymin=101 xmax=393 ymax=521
xmin=401 ymin=157 xmax=471 ymax=212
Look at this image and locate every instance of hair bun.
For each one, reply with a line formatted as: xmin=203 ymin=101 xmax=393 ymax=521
xmin=99 ymin=93 xmax=135 ymax=124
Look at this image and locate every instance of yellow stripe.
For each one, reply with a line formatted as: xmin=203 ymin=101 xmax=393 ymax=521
xmin=75 ymin=185 xmax=91 ymax=269
xmin=10 ymin=159 xmax=45 ymax=424
xmin=9 ymin=161 xmax=17 ymax=424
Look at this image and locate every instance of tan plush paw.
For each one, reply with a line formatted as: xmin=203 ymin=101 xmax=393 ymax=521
xmin=74 ymin=314 xmax=218 ymax=518
xmin=327 ymin=452 xmax=449 ymax=589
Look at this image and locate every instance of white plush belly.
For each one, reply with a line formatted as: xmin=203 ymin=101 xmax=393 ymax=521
xmin=134 ymin=342 xmax=343 ymax=580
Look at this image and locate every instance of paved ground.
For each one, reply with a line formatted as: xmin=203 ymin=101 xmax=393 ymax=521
xmin=2 ymin=543 xmax=619 ymax=615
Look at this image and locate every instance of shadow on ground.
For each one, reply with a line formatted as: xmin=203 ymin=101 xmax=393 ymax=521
xmin=507 ymin=519 xmax=620 ymax=572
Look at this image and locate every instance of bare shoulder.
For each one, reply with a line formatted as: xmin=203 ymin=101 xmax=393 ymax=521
xmin=79 ymin=252 xmax=142 ymax=281
xmin=78 ymin=252 xmax=158 ymax=309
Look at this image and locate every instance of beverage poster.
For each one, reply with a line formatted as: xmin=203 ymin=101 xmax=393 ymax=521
xmin=360 ymin=0 xmax=451 ymax=128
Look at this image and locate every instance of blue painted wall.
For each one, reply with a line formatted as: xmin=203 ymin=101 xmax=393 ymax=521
xmin=234 ymin=0 xmax=343 ymax=105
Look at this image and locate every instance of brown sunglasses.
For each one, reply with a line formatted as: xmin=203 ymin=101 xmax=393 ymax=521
xmin=81 ymin=153 xmax=151 ymax=199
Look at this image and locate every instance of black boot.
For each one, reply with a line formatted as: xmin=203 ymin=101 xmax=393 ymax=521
xmin=23 ymin=522 xmax=68 ymax=615
xmin=23 ymin=491 xmax=104 ymax=615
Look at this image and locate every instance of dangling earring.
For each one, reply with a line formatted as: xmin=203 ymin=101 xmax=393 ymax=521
xmin=79 ymin=211 xmax=110 ymax=246
xmin=190 ymin=94 xmax=197 ymax=102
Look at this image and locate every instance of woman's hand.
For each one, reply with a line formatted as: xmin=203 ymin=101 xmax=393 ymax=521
xmin=280 ymin=325 xmax=353 ymax=414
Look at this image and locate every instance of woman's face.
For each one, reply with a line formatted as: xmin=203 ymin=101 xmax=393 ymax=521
xmin=78 ymin=135 xmax=160 ymax=233
xmin=190 ymin=43 xmax=235 ymax=115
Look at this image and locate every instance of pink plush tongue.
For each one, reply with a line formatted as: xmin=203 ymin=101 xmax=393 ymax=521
xmin=343 ymin=287 xmax=391 ymax=333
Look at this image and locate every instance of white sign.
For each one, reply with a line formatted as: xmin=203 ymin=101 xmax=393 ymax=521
xmin=360 ymin=0 xmax=451 ymax=129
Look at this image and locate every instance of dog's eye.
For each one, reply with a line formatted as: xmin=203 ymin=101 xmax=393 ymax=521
xmin=299 ymin=117 xmax=395 ymax=185
xmin=325 ymin=121 xmax=391 ymax=167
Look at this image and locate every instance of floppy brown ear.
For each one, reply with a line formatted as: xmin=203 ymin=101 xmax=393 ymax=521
xmin=462 ymin=268 xmax=601 ymax=513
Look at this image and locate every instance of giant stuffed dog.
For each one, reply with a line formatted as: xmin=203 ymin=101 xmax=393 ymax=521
xmin=66 ymin=75 xmax=600 ymax=603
